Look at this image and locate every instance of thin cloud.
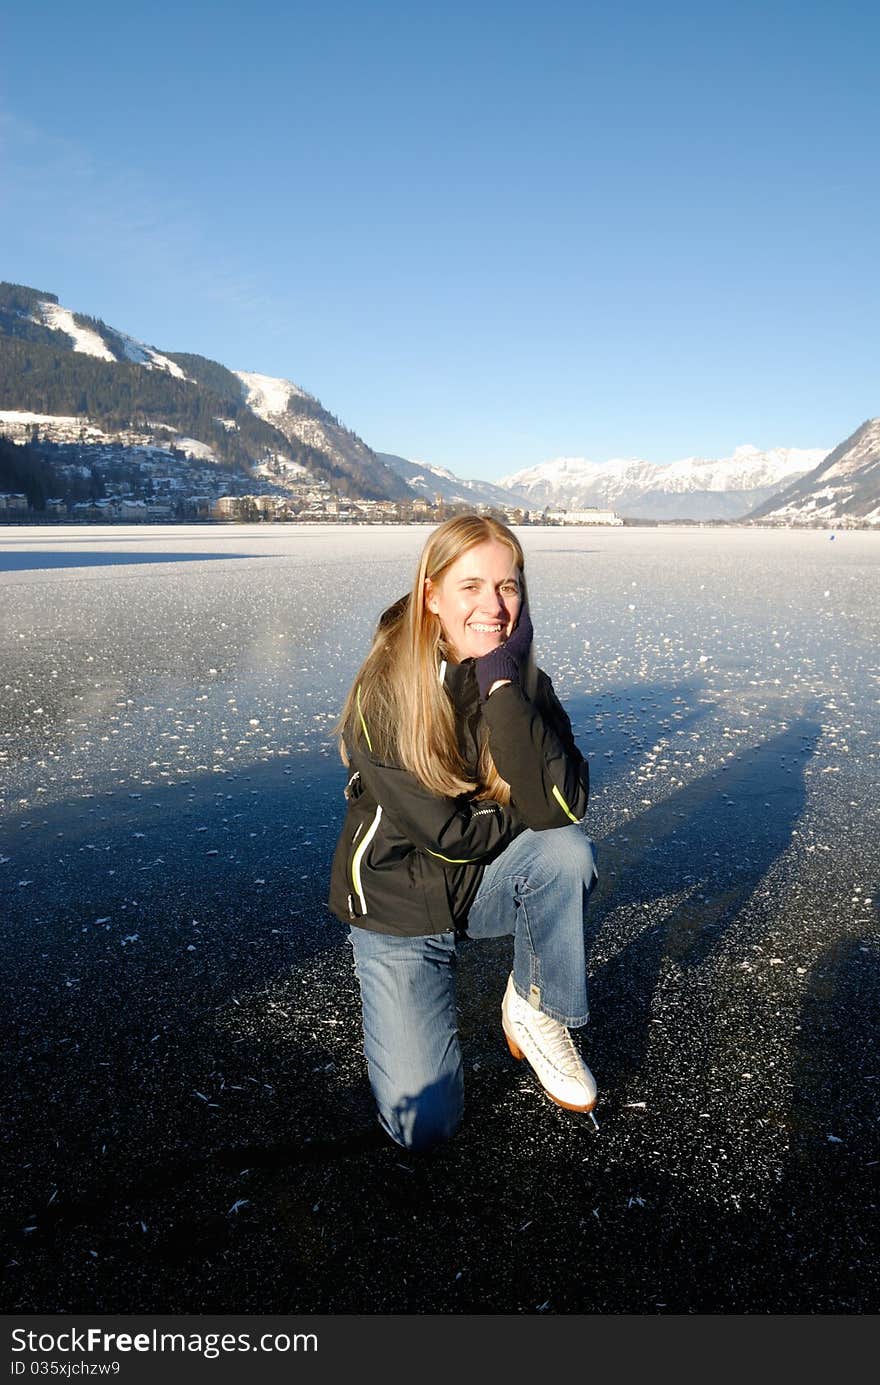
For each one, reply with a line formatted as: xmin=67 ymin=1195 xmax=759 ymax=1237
xmin=0 ymin=112 xmax=281 ymax=343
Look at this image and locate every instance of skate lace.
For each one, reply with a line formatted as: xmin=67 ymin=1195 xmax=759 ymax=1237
xmin=530 ymin=1009 xmax=583 ymax=1074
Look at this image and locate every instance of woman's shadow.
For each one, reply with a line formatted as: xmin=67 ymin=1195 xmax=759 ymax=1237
xmin=737 ymin=907 xmax=880 ymax=1309
xmin=586 ymin=707 xmax=822 ymax=1087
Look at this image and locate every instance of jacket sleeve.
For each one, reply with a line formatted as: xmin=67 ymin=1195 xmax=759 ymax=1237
xmin=350 ymin=747 xmax=521 ymax=865
xmin=481 ymin=674 xmax=589 ymax=830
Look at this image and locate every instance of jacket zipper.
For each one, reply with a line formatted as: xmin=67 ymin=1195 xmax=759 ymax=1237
xmin=351 ymin=805 xmax=382 ymax=915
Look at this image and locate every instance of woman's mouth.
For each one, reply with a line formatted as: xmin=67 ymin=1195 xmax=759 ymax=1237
xmin=469 ymin=623 xmax=504 ymax=634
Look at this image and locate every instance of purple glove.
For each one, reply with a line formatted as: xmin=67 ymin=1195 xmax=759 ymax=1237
xmin=474 ymin=605 xmax=534 ymax=701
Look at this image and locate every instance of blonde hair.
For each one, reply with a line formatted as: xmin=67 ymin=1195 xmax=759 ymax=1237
xmin=337 ymin=515 xmax=536 ymax=803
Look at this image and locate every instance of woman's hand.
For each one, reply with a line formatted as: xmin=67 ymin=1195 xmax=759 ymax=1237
xmin=474 ymin=604 xmax=534 ymax=701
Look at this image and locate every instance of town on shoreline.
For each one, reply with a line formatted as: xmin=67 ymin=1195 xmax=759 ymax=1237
xmin=0 ymin=436 xmax=874 ymax=530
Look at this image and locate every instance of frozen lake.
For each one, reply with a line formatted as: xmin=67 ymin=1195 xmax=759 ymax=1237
xmin=1 ymin=522 xmax=878 ymax=1313
xmin=2 ymin=522 xmax=877 ymax=817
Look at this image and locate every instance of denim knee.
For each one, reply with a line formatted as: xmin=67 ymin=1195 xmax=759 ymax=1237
xmin=530 ymin=826 xmax=597 ymax=889
xmin=383 ymin=1073 xmax=464 ymax=1152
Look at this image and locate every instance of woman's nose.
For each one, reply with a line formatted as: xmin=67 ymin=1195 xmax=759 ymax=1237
xmin=491 ymin=593 xmax=510 ymax=619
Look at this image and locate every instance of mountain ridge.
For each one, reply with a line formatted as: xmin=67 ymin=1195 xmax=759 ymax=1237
xmin=377 ymin=453 xmax=530 ymax=510
xmin=1 ymin=281 xmax=875 ymax=524
xmin=499 ymin=444 xmax=828 ymax=520
xmin=0 ymin=281 xmax=411 ymax=501
xmin=746 ymin=418 xmax=880 ymax=525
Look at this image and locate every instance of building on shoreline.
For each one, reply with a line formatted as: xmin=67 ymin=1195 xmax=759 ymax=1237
xmin=0 ymin=491 xmax=28 ymax=512
xmin=542 ymin=506 xmax=623 ymax=526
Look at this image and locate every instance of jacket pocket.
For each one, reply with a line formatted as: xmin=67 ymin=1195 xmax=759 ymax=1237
xmin=349 ymin=804 xmax=383 ymax=917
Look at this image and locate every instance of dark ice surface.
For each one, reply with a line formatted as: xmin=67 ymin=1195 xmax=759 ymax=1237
xmin=1 ymin=523 xmax=878 ymax=1314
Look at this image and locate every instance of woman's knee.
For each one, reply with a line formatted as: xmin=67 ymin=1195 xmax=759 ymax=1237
xmin=380 ymin=1071 xmax=464 ymax=1152
xmin=532 ymin=825 xmax=597 ymax=885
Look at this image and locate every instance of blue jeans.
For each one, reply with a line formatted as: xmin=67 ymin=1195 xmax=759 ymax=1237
xmin=347 ymin=826 xmax=598 ymax=1151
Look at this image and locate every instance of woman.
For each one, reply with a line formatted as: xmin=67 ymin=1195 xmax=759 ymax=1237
xmin=328 ymin=514 xmax=597 ymax=1151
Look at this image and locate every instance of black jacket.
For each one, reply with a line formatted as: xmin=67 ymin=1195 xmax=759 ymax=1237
xmin=327 ymin=659 xmax=589 ymax=937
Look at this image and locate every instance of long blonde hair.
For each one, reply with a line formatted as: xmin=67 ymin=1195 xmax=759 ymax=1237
xmin=337 ymin=515 xmax=536 ymax=803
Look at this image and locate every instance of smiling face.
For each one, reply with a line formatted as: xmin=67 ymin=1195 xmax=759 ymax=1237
xmin=425 ymin=538 xmax=523 ymax=662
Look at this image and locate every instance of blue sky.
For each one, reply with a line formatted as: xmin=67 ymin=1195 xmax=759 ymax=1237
xmin=1 ymin=0 xmax=877 ymax=480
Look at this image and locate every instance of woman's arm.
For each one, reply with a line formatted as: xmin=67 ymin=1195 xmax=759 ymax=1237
xmin=350 ymin=745 xmax=521 ymax=865
xmin=472 ymin=604 xmax=589 ymax=830
xmin=481 ymin=674 xmax=589 ymax=830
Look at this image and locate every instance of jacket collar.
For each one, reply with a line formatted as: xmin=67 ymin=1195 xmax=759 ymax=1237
xmin=440 ymin=655 xmax=479 ymax=709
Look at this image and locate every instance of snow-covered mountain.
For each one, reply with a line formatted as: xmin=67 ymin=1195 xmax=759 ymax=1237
xmin=5 ymin=281 xmax=870 ymax=525
xmin=377 ymin=453 xmax=529 ymax=509
xmin=746 ymin=419 xmax=880 ymax=526
xmin=232 ymin=370 xmax=411 ymax=500
xmin=500 ymin=445 xmax=826 ymax=520
xmin=0 ymin=282 xmax=410 ymax=500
